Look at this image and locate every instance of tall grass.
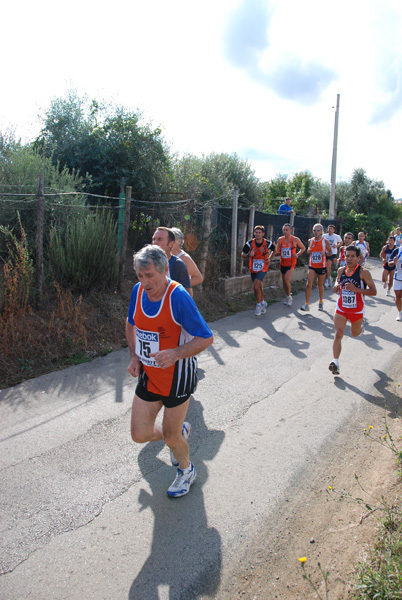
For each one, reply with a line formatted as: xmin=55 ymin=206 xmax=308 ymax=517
xmin=49 ymin=210 xmax=120 ymax=293
xmin=0 ymin=213 xmax=34 ymax=317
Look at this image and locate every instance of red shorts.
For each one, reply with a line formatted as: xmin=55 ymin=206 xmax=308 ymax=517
xmin=335 ymin=309 xmax=363 ymax=324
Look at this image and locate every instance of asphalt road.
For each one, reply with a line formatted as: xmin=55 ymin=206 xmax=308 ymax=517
xmin=1 ymin=259 xmax=401 ymax=600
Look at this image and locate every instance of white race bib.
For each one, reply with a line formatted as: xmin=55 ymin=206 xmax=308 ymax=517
xmin=341 ymin=290 xmax=357 ymax=309
xmin=252 ymin=259 xmax=264 ymax=272
xmin=136 ymin=328 xmax=160 ymax=367
xmin=281 ymin=247 xmax=291 ymax=259
xmin=311 ymin=252 xmax=322 ymax=264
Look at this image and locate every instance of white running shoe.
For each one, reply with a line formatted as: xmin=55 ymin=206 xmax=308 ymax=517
xmin=170 ymin=422 xmax=192 ymax=467
xmin=383 ymin=281 xmax=387 ymax=289
xmin=255 ymin=304 xmax=262 ymax=316
xmin=167 ymin=462 xmax=197 ymax=498
xmin=324 ymin=280 xmax=330 ymax=288
xmin=261 ymin=300 xmax=267 ymax=314
xmin=396 ymin=312 xmax=402 ymax=322
xmin=284 ymin=296 xmax=293 ymax=306
xmin=329 ymin=361 xmax=340 ymax=375
xmin=300 ymin=303 xmax=310 ymax=311
xmin=318 ymin=302 xmax=324 ymax=311
xmin=386 ymin=290 xmax=391 ymax=297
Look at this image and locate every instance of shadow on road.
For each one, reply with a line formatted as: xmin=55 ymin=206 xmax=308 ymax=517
xmin=128 ymin=399 xmax=225 ymax=600
xmin=334 ymin=368 xmax=402 ymax=419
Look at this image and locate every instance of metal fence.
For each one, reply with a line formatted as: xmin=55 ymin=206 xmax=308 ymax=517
xmin=0 ymin=181 xmax=337 ymax=290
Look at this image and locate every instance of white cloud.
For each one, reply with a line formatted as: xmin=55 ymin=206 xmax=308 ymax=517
xmin=1 ymin=0 xmax=402 ymax=198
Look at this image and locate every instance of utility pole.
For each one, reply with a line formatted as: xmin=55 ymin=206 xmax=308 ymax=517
xmin=329 ymin=94 xmax=340 ymax=221
xmin=230 ymin=187 xmax=239 ymax=277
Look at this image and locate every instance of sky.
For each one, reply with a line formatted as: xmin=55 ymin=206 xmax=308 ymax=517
xmin=2 ymin=0 xmax=402 ymax=198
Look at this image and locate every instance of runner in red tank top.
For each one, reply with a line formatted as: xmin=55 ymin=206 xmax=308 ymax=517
xmin=328 ymin=245 xmax=377 ymax=376
xmin=274 ymin=223 xmax=305 ymax=306
xmin=300 ymin=223 xmax=332 ymax=312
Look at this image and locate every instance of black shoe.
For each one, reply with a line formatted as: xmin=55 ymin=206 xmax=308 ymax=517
xmin=329 ymin=361 xmax=340 ymax=375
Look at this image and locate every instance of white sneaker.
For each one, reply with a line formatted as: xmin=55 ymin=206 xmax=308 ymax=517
xmin=170 ymin=422 xmax=192 ymax=467
xmin=329 ymin=361 xmax=340 ymax=375
xmin=255 ymin=304 xmax=262 ymax=316
xmin=383 ymin=281 xmax=387 ymax=289
xmin=396 ymin=312 xmax=402 ymax=322
xmin=386 ymin=290 xmax=391 ymax=297
xmin=261 ymin=300 xmax=267 ymax=314
xmin=284 ymin=296 xmax=293 ymax=306
xmin=167 ymin=462 xmax=197 ymax=498
xmin=300 ymin=303 xmax=310 ymax=311
xmin=318 ymin=302 xmax=324 ymax=311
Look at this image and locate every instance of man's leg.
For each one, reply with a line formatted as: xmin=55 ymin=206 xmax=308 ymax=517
xmin=305 ymin=270 xmax=315 ymax=305
xmin=388 ymin=270 xmax=394 ymax=291
xmin=350 ymin=317 xmax=364 ymax=337
xmin=395 ymin=290 xmax=402 ymax=320
xmin=333 ymin=312 xmax=347 ymax=359
xmin=162 ymin=398 xmax=191 ymax=470
xmin=317 ymin=273 xmax=326 ymax=303
xmin=253 ymin=278 xmax=264 ymax=304
xmin=130 ymin=394 xmax=163 ymax=443
xmin=283 ymin=268 xmax=294 ymax=296
xmin=325 ymin=259 xmax=333 ymax=286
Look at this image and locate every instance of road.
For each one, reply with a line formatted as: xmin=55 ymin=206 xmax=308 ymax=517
xmin=1 ymin=259 xmax=401 ymax=600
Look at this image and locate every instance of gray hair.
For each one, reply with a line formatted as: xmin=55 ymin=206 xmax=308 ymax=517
xmin=313 ymin=223 xmax=323 ymax=231
xmin=171 ymin=227 xmax=184 ymax=248
xmin=133 ymin=244 xmax=168 ymax=274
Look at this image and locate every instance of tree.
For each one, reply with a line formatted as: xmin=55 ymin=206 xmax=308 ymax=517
xmin=265 ymin=174 xmax=288 ymax=200
xmin=34 ymin=90 xmax=172 ymax=198
xmin=286 ymin=171 xmax=316 ymax=199
xmin=171 ymin=152 xmax=264 ymax=207
xmin=286 ymin=171 xmax=317 ymax=215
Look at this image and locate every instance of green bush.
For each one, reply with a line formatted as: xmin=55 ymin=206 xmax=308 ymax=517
xmin=341 ymin=211 xmax=393 ymax=256
xmin=49 ymin=211 xmax=120 ymax=293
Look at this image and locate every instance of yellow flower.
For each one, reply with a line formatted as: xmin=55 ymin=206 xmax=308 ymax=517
xmin=383 ymin=434 xmax=387 ymax=439
xmin=298 ymin=557 xmax=307 ymax=563
xmin=369 ymin=425 xmax=373 ymax=429
xmin=363 ymin=428 xmax=367 ymax=432
xmin=328 ymin=486 xmax=333 ymax=490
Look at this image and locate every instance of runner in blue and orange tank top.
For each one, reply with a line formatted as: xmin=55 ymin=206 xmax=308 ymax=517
xmin=242 ymin=225 xmax=276 ymax=316
xmin=274 ymin=223 xmax=305 ymax=306
xmin=300 ymin=223 xmax=332 ymax=312
xmin=328 ymin=245 xmax=377 ymax=376
xmin=126 ymin=245 xmax=213 ymax=498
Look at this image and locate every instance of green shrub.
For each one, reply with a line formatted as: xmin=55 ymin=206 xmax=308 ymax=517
xmin=341 ymin=211 xmax=393 ymax=256
xmin=49 ymin=211 xmax=120 ymax=293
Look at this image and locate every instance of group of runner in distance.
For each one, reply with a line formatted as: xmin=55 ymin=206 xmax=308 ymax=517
xmin=242 ymin=223 xmax=402 ymax=376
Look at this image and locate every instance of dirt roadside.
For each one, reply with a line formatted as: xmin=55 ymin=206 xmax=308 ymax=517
xmin=217 ymin=363 xmax=402 ymax=600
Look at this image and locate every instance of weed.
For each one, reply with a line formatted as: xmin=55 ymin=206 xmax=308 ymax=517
xmin=321 ymin=409 xmax=402 ymax=599
xmin=298 ymin=557 xmax=330 ymax=600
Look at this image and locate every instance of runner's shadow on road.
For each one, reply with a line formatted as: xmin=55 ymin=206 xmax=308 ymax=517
xmin=261 ymin=318 xmax=309 ymax=358
xmin=297 ymin=311 xmax=334 ymax=337
xmin=128 ymin=399 xmax=224 ymax=600
xmin=334 ymin=369 xmax=402 ymax=418
xmin=360 ymin=323 xmax=401 ymax=351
